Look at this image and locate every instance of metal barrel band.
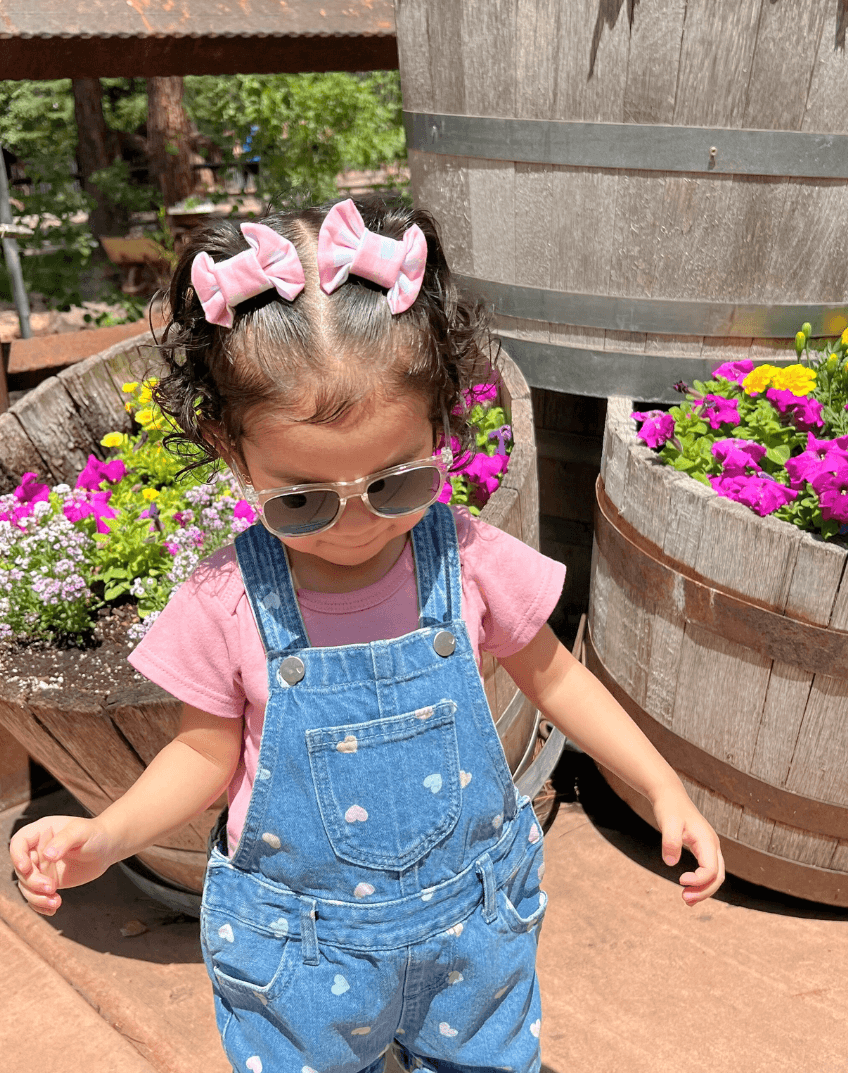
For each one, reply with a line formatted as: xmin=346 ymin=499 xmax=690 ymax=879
xmin=460 ymin=277 xmax=848 ymax=341
xmin=404 ymin=111 xmax=848 ymax=179
xmin=583 ymin=627 xmax=848 ymax=843
xmin=496 ymin=335 xmax=801 ymax=402
xmin=593 ymin=475 xmax=848 ymax=679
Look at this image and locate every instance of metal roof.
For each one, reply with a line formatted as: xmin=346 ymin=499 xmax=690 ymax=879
xmin=0 ymin=0 xmax=398 ymax=79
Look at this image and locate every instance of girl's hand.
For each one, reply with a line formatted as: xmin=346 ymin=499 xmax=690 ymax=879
xmin=9 ymin=815 xmax=116 ymax=916
xmin=651 ymin=791 xmax=725 ymax=905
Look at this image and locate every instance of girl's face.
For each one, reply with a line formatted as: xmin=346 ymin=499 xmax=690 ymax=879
xmin=238 ymin=391 xmax=436 ymax=585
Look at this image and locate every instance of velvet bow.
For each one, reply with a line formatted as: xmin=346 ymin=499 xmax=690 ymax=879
xmin=191 ymin=222 xmax=305 ymax=328
xmin=316 ymin=199 xmax=427 ymax=314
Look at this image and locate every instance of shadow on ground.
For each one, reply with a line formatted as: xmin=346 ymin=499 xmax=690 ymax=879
xmin=4 ymin=789 xmax=203 ymax=964
xmin=552 ymin=745 xmax=848 ymax=922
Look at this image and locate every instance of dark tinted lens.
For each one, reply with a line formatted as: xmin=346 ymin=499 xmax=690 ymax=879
xmin=367 ymin=466 xmax=442 ymax=516
xmin=263 ymin=490 xmax=340 ymax=534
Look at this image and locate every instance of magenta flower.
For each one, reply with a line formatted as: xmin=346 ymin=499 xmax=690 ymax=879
xmin=712 ymin=359 xmax=754 ymax=385
xmin=810 ymin=456 xmax=848 ymax=523
xmin=697 ymin=395 xmax=741 ymax=430
xmin=14 ymin=472 xmax=50 ymax=504
xmin=765 ymin=388 xmax=824 ymax=432
xmin=76 ymin=455 xmax=127 ymax=491
xmin=709 ymin=474 xmax=748 ymax=499
xmin=711 ymin=439 xmax=766 ymax=475
xmin=438 ymin=480 xmax=453 ymax=504
xmin=63 ymin=490 xmax=118 ymax=533
xmin=785 ymin=434 xmax=848 ymax=489
xmin=234 ymin=499 xmax=256 ymax=523
xmin=709 ymin=473 xmax=797 ymax=516
xmin=465 ymin=452 xmax=509 ymax=497
xmin=463 ymin=383 xmax=498 ymax=408
xmin=631 ymin=410 xmax=675 ymax=448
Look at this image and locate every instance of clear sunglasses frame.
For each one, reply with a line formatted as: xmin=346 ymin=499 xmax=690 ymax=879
xmin=239 ymin=439 xmax=455 ymax=538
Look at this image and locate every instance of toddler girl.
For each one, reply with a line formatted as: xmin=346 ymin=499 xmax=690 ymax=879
xmin=11 ymin=197 xmax=724 ymax=1073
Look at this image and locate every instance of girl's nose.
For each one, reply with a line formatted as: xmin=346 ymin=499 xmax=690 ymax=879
xmin=336 ymin=493 xmax=373 ymax=530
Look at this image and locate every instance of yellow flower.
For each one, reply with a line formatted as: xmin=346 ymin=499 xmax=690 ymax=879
xmin=100 ymin=432 xmax=124 ymax=448
xmin=124 ymin=402 xmax=134 ymax=413
xmin=841 ymin=327 xmax=848 ymax=348
xmin=122 ymin=381 xmax=139 ymax=393
xmin=138 ymin=386 xmax=153 ymax=405
xmin=741 ymin=364 xmax=781 ymax=394
xmin=143 ymin=377 xmax=159 ymax=390
xmin=770 ymin=364 xmax=817 ymax=396
xmin=135 ymin=407 xmax=154 ymax=426
xmin=142 ymin=487 xmax=160 ymax=501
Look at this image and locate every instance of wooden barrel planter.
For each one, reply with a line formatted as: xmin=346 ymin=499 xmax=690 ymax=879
xmin=588 ymin=396 xmax=848 ymax=906
xmin=395 ymin=0 xmax=848 ymax=630
xmin=0 ymin=333 xmax=557 ymax=913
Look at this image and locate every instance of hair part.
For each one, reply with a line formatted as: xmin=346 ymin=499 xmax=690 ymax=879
xmin=152 ymin=196 xmax=499 ymax=474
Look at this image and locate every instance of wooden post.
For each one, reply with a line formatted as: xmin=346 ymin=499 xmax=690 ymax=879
xmin=0 ymin=143 xmax=32 ymax=343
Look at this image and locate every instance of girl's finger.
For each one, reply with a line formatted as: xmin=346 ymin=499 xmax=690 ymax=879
xmin=16 ymin=880 xmax=62 ymax=914
xmin=42 ymin=820 xmax=89 ymax=861
xmin=660 ymin=818 xmax=684 ymax=866
xmin=9 ymin=828 xmax=46 ymax=874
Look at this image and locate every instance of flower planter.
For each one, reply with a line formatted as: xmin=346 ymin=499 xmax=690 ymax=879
xmin=588 ymin=396 xmax=848 ymax=905
xmin=0 ymin=334 xmax=557 ymax=912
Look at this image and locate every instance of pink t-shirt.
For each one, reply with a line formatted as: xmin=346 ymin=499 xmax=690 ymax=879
xmin=129 ymin=507 xmax=565 ymax=852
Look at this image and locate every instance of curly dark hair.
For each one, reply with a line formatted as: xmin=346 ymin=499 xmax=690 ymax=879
xmin=151 ymin=195 xmax=499 ymax=474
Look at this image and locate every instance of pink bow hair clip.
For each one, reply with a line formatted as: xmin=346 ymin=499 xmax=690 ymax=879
xmin=191 ymin=222 xmax=306 ymax=328
xmin=316 ymin=199 xmax=427 ymax=314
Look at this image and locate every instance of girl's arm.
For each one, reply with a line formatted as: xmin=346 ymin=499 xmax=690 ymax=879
xmin=499 ymin=624 xmax=725 ymax=904
xmin=10 ymin=704 xmax=242 ymax=916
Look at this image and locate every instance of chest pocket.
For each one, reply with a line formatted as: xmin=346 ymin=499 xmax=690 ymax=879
xmin=305 ymin=701 xmax=461 ymax=871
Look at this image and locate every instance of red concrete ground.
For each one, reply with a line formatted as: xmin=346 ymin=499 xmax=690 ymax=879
xmin=2 ymin=754 xmax=847 ymax=1073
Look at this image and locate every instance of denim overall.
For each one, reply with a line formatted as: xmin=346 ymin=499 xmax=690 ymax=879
xmin=201 ymin=504 xmax=547 ymax=1073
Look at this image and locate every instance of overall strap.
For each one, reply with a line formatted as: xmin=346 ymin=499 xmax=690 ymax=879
xmin=234 ymin=525 xmax=309 ymax=654
xmin=411 ymin=503 xmax=462 ymax=629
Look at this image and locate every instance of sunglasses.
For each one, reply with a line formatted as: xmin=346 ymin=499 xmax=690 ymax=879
xmin=242 ymin=441 xmax=454 ymax=538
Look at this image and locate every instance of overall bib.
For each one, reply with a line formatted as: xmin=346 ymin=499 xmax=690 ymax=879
xmin=201 ymin=504 xmax=547 ymax=1073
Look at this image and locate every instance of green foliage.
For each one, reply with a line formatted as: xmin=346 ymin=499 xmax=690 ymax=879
xmin=183 ymin=72 xmax=408 ymax=202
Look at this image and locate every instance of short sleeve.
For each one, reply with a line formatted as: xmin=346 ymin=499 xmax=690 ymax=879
xmin=453 ymin=507 xmax=566 ymax=659
xmin=128 ymin=546 xmax=247 ymax=718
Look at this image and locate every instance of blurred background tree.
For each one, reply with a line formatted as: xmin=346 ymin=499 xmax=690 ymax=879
xmin=0 ymin=72 xmax=407 ymax=310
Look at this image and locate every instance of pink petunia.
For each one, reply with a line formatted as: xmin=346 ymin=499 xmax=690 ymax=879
xmin=697 ymin=395 xmax=741 ymax=430
xmin=785 ymin=434 xmax=848 ymax=489
xmin=810 ymin=455 xmax=848 ymax=523
xmin=14 ymin=472 xmax=50 ymax=504
xmin=234 ymin=499 xmax=256 ymax=523
xmin=63 ymin=490 xmax=118 ymax=533
xmin=463 ymin=382 xmax=499 ymax=408
xmin=464 ymin=452 xmax=509 ymax=497
xmin=709 ymin=473 xmax=797 ymax=516
xmin=711 ymin=439 xmax=766 ymax=476
xmin=765 ymin=388 xmax=824 ymax=432
xmin=712 ymin=359 xmax=754 ymax=385
xmin=76 ymin=455 xmax=127 ymax=491
xmin=631 ymin=410 xmax=675 ymax=448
